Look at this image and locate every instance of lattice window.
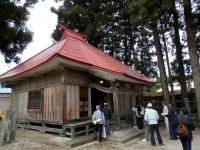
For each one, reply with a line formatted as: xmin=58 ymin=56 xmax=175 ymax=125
xmin=28 ymin=90 xmax=43 ymax=110
xmin=80 ymin=87 xmax=88 ymax=117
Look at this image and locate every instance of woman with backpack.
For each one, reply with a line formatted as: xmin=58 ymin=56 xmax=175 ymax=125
xmin=176 ymin=108 xmax=195 ymax=150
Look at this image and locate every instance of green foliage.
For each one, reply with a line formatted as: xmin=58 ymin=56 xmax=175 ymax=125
xmin=52 ymin=0 xmax=158 ymax=78
xmin=128 ymin=0 xmax=171 ymax=26
xmin=0 ymin=0 xmax=36 ymax=63
xmin=143 ymin=82 xmax=161 ymax=92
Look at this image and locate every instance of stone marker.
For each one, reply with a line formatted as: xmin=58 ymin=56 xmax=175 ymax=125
xmin=0 ymin=109 xmax=17 ymax=145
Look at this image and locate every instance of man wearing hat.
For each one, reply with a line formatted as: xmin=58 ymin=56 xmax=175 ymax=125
xmin=102 ymin=103 xmax=112 ymax=135
xmin=144 ymin=103 xmax=163 ymax=146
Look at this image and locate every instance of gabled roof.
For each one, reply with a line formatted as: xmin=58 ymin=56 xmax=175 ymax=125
xmin=0 ymin=24 xmax=153 ymax=84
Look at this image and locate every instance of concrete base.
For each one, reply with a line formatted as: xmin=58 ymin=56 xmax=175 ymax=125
xmin=107 ymin=126 xmax=144 ymax=143
xmin=64 ymin=134 xmax=96 ymax=147
xmin=65 ymin=126 xmax=144 ymax=147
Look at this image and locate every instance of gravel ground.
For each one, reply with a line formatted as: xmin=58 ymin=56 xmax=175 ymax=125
xmin=1 ymin=127 xmax=199 ymax=150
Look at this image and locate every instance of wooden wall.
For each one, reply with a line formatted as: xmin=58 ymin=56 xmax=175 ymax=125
xmin=65 ymin=69 xmax=90 ymax=85
xmin=0 ymin=93 xmax=11 ymax=112
xmin=43 ymin=86 xmax=64 ymax=122
xmin=12 ymin=69 xmax=89 ymax=92
xmin=10 ymin=68 xmax=90 ymax=123
xmin=9 ymin=67 xmax=137 ymax=124
xmin=118 ymin=94 xmax=133 ymax=114
xmin=12 ymin=71 xmax=62 ymax=93
xmin=11 ymin=92 xmax=29 ymax=120
xmin=63 ymin=85 xmax=80 ymax=122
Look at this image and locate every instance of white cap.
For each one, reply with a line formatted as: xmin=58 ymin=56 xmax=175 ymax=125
xmin=147 ymin=103 xmax=152 ymax=108
xmin=104 ymin=103 xmax=108 ymax=106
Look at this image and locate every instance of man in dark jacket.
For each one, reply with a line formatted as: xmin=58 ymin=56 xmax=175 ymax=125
xmin=168 ymin=103 xmax=178 ymax=140
xmin=176 ymin=108 xmax=195 ymax=150
xmin=102 ymin=103 xmax=112 ymax=135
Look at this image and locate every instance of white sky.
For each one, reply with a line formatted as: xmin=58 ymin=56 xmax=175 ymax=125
xmin=0 ymin=1 xmax=61 ymax=75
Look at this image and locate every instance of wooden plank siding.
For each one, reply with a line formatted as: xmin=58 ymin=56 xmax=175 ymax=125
xmin=12 ymin=69 xmax=89 ymax=93
xmin=63 ymin=85 xmax=80 ymax=122
xmin=11 ymin=93 xmax=18 ymax=109
xmin=118 ymin=94 xmax=133 ymax=114
xmin=43 ymin=85 xmax=64 ymax=122
xmin=10 ymin=68 xmax=91 ymax=123
xmin=44 ymin=71 xmax=62 ymax=86
xmin=30 ymin=76 xmax=44 ymax=89
xmin=65 ymin=69 xmax=90 ymax=85
xmin=11 ymin=92 xmax=29 ymax=120
xmin=0 ymin=93 xmax=11 ymax=112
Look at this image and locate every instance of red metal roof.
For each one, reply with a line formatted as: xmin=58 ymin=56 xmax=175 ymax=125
xmin=0 ymin=25 xmax=153 ymax=84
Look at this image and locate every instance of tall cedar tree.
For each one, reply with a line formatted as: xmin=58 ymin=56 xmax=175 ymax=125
xmin=159 ymin=15 xmax=176 ymax=104
xmin=183 ymin=0 xmax=200 ymax=121
xmin=170 ymin=0 xmax=190 ymax=112
xmin=128 ymin=0 xmax=170 ymax=103
xmin=0 ymin=0 xmax=40 ymax=63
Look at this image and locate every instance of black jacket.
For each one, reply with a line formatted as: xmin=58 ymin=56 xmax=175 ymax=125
xmin=168 ymin=108 xmax=177 ymax=123
xmin=102 ymin=107 xmax=112 ymax=120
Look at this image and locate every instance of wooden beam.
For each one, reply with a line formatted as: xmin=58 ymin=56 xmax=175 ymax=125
xmin=89 ymin=83 xmax=113 ymax=93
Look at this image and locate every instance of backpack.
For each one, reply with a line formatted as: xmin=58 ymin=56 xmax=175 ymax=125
xmin=176 ymin=118 xmax=189 ymax=138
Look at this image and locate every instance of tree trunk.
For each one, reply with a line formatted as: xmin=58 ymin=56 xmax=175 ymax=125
xmin=183 ymin=0 xmax=200 ymax=121
xmin=152 ymin=22 xmax=170 ymax=104
xmin=172 ymin=0 xmax=191 ymax=113
xmin=160 ymin=17 xmax=176 ymax=105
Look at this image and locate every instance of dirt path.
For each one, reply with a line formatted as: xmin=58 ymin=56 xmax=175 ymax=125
xmin=1 ymin=127 xmax=200 ymax=150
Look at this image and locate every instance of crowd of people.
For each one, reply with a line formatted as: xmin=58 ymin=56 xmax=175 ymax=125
xmin=133 ymin=102 xmax=195 ymax=150
xmin=92 ymin=101 xmax=195 ymax=150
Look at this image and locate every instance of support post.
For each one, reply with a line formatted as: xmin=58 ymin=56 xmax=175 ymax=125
xmin=113 ymin=85 xmax=120 ymax=131
xmin=132 ymin=93 xmax=137 ymax=126
xmin=88 ymin=87 xmax=92 ymax=117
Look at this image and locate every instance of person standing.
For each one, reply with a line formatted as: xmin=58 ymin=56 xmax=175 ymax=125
xmin=161 ymin=102 xmax=169 ymax=132
xmin=102 ymin=103 xmax=112 ymax=135
xmin=176 ymin=108 xmax=195 ymax=150
xmin=144 ymin=103 xmax=163 ymax=146
xmin=168 ymin=103 xmax=178 ymax=140
xmin=143 ymin=105 xmax=150 ymax=142
xmin=132 ymin=105 xmax=145 ymax=129
xmin=92 ymin=105 xmax=105 ymax=143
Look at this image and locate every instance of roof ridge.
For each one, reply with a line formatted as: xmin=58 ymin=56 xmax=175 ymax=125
xmin=58 ymin=24 xmax=86 ymax=41
xmin=58 ymin=38 xmax=69 ymax=54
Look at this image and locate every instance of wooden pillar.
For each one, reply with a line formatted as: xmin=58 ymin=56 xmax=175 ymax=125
xmin=60 ymin=66 xmax=66 ymax=124
xmin=113 ymin=86 xmax=120 ymax=130
xmin=132 ymin=93 xmax=137 ymax=126
xmin=88 ymin=87 xmax=92 ymax=117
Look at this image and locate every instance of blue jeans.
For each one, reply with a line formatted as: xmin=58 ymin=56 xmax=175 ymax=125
xmin=169 ymin=121 xmax=177 ymax=139
xmin=180 ymin=138 xmax=191 ymax=150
